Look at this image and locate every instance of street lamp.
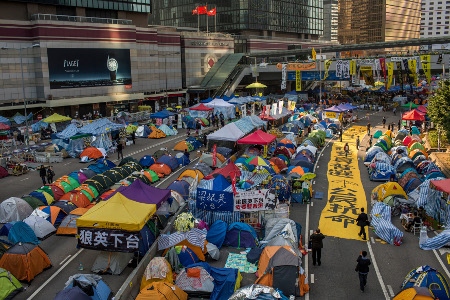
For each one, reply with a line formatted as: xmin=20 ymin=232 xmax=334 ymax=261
xmin=163 ymin=52 xmax=181 ymax=109
xmin=1 ymin=43 xmax=40 ymax=145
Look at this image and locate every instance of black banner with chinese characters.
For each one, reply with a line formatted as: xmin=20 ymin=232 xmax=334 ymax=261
xmin=77 ymin=227 xmax=140 ymax=252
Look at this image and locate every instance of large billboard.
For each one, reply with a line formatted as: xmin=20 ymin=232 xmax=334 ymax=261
xmin=47 ymin=48 xmax=132 ymax=89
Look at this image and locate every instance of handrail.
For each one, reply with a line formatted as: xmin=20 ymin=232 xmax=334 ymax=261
xmin=31 ymin=14 xmax=132 ymax=25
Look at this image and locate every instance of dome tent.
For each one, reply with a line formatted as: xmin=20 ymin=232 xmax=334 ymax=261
xmin=0 ymin=197 xmax=33 ymax=223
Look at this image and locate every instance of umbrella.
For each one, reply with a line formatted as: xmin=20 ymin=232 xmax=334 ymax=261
xmin=0 ymin=122 xmax=10 ymax=130
xmin=246 ymin=156 xmax=269 ymax=167
xmin=166 ymin=107 xmax=174 ymax=110
xmin=246 ymin=82 xmax=267 ymax=89
xmin=300 ymin=173 xmax=316 ymax=181
xmin=175 ymin=105 xmax=182 ymax=109
xmin=206 ymin=242 xmax=220 ymax=260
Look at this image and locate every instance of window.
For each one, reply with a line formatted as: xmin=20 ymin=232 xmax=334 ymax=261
xmin=445 ymin=31 xmax=449 ymax=34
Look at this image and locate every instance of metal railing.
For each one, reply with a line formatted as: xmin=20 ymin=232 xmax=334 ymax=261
xmin=31 ymin=14 xmax=132 ymax=25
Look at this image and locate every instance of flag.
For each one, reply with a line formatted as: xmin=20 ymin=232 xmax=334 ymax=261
xmin=421 ymin=54 xmax=431 ymax=84
xmin=387 ymin=62 xmax=394 ymax=89
xmin=231 ymin=172 xmax=237 ymax=195
xmin=312 ymin=48 xmax=316 ymax=60
xmin=212 ymin=144 xmax=217 ymax=167
xmin=207 ymin=7 xmax=216 ymax=16
xmin=192 ymin=5 xmax=207 ymax=15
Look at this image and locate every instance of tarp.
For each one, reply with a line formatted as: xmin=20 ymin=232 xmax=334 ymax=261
xmin=42 ymin=113 xmax=72 ymax=123
xmin=402 ymin=110 xmax=425 ymax=121
xmin=76 ymin=193 xmax=156 ymax=231
xmin=205 ymin=162 xmax=241 ymax=180
xmin=190 ymin=103 xmax=214 ymax=111
xmin=237 ymin=129 xmax=276 ymax=145
xmin=207 ymin=123 xmax=245 ymax=142
xmin=107 ymin=179 xmax=170 ymax=208
xmin=431 ymin=179 xmax=450 ymax=193
xmin=78 ymin=118 xmax=124 ymax=135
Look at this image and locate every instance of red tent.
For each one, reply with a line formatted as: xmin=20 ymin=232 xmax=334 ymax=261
xmin=237 ymin=129 xmax=277 ymax=145
xmin=0 ymin=123 xmax=10 ymax=130
xmin=417 ymin=105 xmax=427 ymax=114
xmin=431 ymin=179 xmax=450 ymax=193
xmin=190 ymin=103 xmax=214 ymax=111
xmin=204 ymin=162 xmax=241 ymax=180
xmin=402 ymin=110 xmax=425 ymax=121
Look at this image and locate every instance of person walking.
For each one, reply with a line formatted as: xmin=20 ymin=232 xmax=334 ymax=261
xmin=117 ymin=140 xmax=124 ymax=160
xmin=339 ymin=128 xmax=343 ymax=142
xmin=393 ymin=106 xmax=397 ymax=116
xmin=131 ymin=131 xmax=136 ymax=145
xmin=344 ymin=142 xmax=349 ymax=157
xmin=356 ymin=251 xmax=371 ymax=293
xmin=39 ymin=165 xmax=47 ymax=185
xmin=382 ymin=117 xmax=386 ymax=128
xmin=368 ymin=135 xmax=373 ymax=149
xmin=356 ymin=208 xmax=369 ymax=240
xmin=397 ymin=120 xmax=401 ymax=131
xmin=356 ymin=136 xmax=360 ymax=150
xmin=367 ymin=123 xmax=371 ymax=135
xmin=46 ymin=166 xmax=55 ymax=184
xmin=310 ymin=229 xmax=325 ymax=266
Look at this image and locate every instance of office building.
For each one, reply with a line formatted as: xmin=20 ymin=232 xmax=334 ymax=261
xmin=420 ymin=0 xmax=450 ymax=38
xmin=321 ymin=0 xmax=339 ymax=42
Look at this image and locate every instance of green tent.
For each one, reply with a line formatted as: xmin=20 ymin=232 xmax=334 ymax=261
xmin=0 ymin=268 xmax=23 ymax=299
xmin=80 ymin=189 xmax=94 ymax=202
xmin=119 ymin=157 xmax=139 ymax=166
xmin=401 ymin=102 xmax=418 ymax=109
xmin=21 ymin=196 xmax=45 ymax=209
xmin=373 ymin=130 xmax=383 ymax=139
xmin=66 ymin=176 xmax=80 ymax=190
xmin=85 ymin=185 xmax=99 ymax=198
xmin=38 ymin=186 xmax=54 ymax=198
xmin=146 ymin=169 xmax=160 ymax=183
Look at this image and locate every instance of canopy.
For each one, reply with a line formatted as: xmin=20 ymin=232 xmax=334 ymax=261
xmin=205 ymin=98 xmax=235 ymax=108
xmin=150 ymin=110 xmax=175 ymax=119
xmin=431 ymin=179 xmax=450 ymax=193
xmin=207 ymin=123 xmax=245 ymax=142
xmin=190 ymin=104 xmax=214 ymax=111
xmin=237 ymin=129 xmax=277 ymax=145
xmin=107 ymin=179 xmax=170 ymax=208
xmin=76 ymin=193 xmax=156 ymax=231
xmin=246 ymin=82 xmax=267 ymax=89
xmin=42 ymin=113 xmax=72 ymax=123
xmin=402 ymin=110 xmax=425 ymax=121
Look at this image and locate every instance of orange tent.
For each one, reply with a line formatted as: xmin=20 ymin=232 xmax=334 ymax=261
xmin=290 ymin=166 xmax=305 ymax=176
xmin=56 ymin=207 xmax=90 ymax=235
xmin=149 ymin=164 xmax=172 ymax=176
xmin=162 ymin=239 xmax=206 ymax=262
xmin=178 ymin=169 xmax=205 ymax=183
xmin=148 ymin=127 xmax=166 ymax=139
xmin=80 ymin=147 xmax=104 ymax=159
xmin=0 ymin=243 xmax=51 ymax=282
xmin=37 ymin=206 xmax=67 ymax=227
xmin=59 ymin=190 xmax=91 ymax=208
xmin=137 ymin=282 xmax=187 ymax=300
xmin=270 ymin=157 xmax=288 ymax=172
xmin=140 ymin=257 xmax=174 ymax=290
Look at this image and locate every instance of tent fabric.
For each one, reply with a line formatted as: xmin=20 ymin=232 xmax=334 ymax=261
xmin=158 ymin=125 xmax=178 ymax=136
xmin=0 ymin=267 xmax=23 ymax=300
xmin=137 ymin=282 xmax=187 ymax=300
xmin=91 ymin=251 xmax=133 ymax=275
xmin=206 ymin=220 xmax=228 ymax=249
xmin=204 ymin=162 xmax=241 ymax=180
xmin=402 ymin=110 xmax=425 ymax=121
xmin=34 ymin=206 xmax=67 ymax=227
xmin=76 ymin=193 xmax=156 ymax=231
xmin=174 ymin=141 xmax=194 ymax=152
xmin=224 ymin=222 xmax=258 ymax=248
xmin=21 ymin=196 xmax=45 ymax=209
xmin=23 ymin=215 xmax=56 ymax=239
xmin=156 ymin=155 xmax=179 ymax=171
xmin=64 ymin=274 xmax=113 ymax=300
xmin=0 ymin=197 xmax=34 ymax=223
xmin=167 ymin=180 xmax=190 ymax=200
xmin=198 ymin=152 xmax=226 ymax=168
xmin=393 ymin=286 xmax=434 ymax=300
xmin=107 ymin=179 xmax=170 ymax=208
xmin=431 ymin=179 xmax=450 ymax=193
xmin=139 ymin=155 xmax=155 ymax=167
xmin=0 ymin=166 xmax=8 ymax=178
xmin=80 ymin=147 xmax=104 ymax=159
xmin=207 ymin=123 xmax=245 ymax=142
xmin=175 ymin=266 xmax=215 ymax=293
xmin=149 ymin=163 xmax=172 ymax=176
xmin=370 ymin=203 xmax=403 ymax=245
xmin=150 ymin=110 xmax=175 ymax=119
xmin=0 ymin=221 xmax=39 ymax=245
xmin=56 ymin=208 xmax=89 ymax=235
xmin=59 ymin=190 xmax=92 ymax=208
xmin=237 ymin=130 xmax=277 ymax=145
xmin=401 ymin=265 xmax=450 ymax=300
xmin=42 ymin=113 xmax=72 ymax=123
xmin=0 ymin=243 xmax=52 ymax=282
xmin=190 ymin=103 xmax=214 ymax=111
xmin=54 ymin=286 xmax=91 ymax=300
xmin=78 ymin=118 xmax=124 ymax=135
xmin=148 ymin=127 xmax=166 ymax=139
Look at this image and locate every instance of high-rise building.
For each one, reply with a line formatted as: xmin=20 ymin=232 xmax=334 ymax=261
xmin=149 ymin=0 xmax=323 ymax=40
xmin=338 ymin=0 xmax=420 ymax=45
xmin=321 ymin=0 xmax=338 ymax=42
xmin=420 ymin=0 xmax=450 ymax=38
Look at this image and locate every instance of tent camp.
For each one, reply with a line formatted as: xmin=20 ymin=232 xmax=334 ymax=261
xmin=23 ymin=215 xmax=56 ymax=239
xmin=0 ymin=267 xmax=23 ymax=300
xmin=156 ymin=155 xmax=179 ymax=171
xmin=91 ymin=251 xmax=134 ymax=275
xmin=207 ymin=123 xmax=245 ymax=142
xmin=0 ymin=197 xmax=33 ymax=223
xmin=56 ymin=208 xmax=89 ymax=235
xmin=0 ymin=243 xmax=52 ymax=282
xmin=204 ymin=98 xmax=236 ymax=119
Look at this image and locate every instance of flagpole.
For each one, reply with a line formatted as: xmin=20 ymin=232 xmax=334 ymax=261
xmin=197 ymin=10 xmax=199 ymax=32
xmin=215 ymin=6 xmax=217 ymax=32
xmin=206 ymin=3 xmax=208 ymax=35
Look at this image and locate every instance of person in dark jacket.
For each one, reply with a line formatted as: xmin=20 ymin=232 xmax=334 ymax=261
xmin=310 ymin=229 xmax=325 ymax=266
xmin=184 ymin=149 xmax=190 ymax=159
xmin=131 ymin=131 xmax=136 ymax=145
xmin=46 ymin=166 xmax=55 ymax=184
xmin=117 ymin=140 xmax=124 ymax=160
xmin=39 ymin=165 xmax=47 ymax=185
xmin=356 ymin=208 xmax=369 ymax=240
xmin=356 ymin=251 xmax=371 ymax=292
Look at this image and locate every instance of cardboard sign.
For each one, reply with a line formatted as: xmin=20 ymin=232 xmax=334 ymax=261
xmin=196 ymin=188 xmax=234 ymax=212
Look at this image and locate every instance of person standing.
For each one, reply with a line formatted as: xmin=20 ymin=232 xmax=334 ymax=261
xmin=356 ymin=251 xmax=371 ymax=293
xmin=393 ymin=106 xmax=397 ymax=115
xmin=302 ymin=180 xmax=311 ymax=203
xmin=310 ymin=229 xmax=325 ymax=266
xmin=368 ymin=135 xmax=373 ymax=149
xmin=339 ymin=128 xmax=343 ymax=142
xmin=382 ymin=117 xmax=386 ymax=128
xmin=46 ymin=166 xmax=55 ymax=184
xmin=344 ymin=142 xmax=349 ymax=157
xmin=356 ymin=136 xmax=360 ymax=150
xmin=397 ymin=120 xmax=401 ymax=131
xmin=39 ymin=165 xmax=47 ymax=185
xmin=117 ymin=140 xmax=124 ymax=160
xmin=184 ymin=149 xmax=190 ymax=159
xmin=131 ymin=131 xmax=136 ymax=145
xmin=367 ymin=123 xmax=371 ymax=135
xmin=356 ymin=208 xmax=369 ymax=240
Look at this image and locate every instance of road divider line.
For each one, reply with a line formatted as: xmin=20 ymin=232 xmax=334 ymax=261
xmin=310 ymin=273 xmax=314 ymax=284
xmin=367 ymin=240 xmax=390 ymax=299
xmin=432 ymin=248 xmax=450 ymax=280
xmin=28 ymin=249 xmax=84 ymax=299
xmin=370 ymin=237 xmax=375 ymax=244
xmin=386 ymin=285 xmax=395 ymax=297
xmin=59 ymin=255 xmax=72 ymax=265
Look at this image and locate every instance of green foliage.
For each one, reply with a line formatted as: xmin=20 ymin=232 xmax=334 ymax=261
xmin=428 ymin=80 xmax=450 ymax=140
xmin=427 ymin=129 xmax=449 ymax=148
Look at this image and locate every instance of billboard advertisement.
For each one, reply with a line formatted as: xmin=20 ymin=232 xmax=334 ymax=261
xmin=47 ymin=48 xmax=132 ymax=89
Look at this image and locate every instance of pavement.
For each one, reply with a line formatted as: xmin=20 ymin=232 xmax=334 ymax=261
xmin=3 ymin=110 xmax=450 ymax=299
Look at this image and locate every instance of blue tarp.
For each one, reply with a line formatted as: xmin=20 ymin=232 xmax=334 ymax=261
xmin=186 ymin=137 xmax=203 ymax=149
xmin=56 ymin=124 xmax=79 ymax=139
xmin=150 ymin=110 xmax=175 ymax=119
xmin=370 ymin=202 xmax=403 ymax=245
xmin=139 ymin=155 xmax=155 ymax=167
xmin=206 ymin=220 xmax=227 ymax=249
xmin=78 ymin=118 xmax=124 ymax=135
xmin=31 ymin=120 xmax=48 ymax=133
xmin=12 ymin=113 xmax=33 ymax=124
xmin=0 ymin=116 xmax=11 ymax=125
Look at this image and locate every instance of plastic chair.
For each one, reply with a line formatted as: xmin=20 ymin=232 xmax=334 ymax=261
xmin=412 ymin=220 xmax=423 ymax=235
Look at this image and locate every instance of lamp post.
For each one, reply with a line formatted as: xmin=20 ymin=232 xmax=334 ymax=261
xmin=1 ymin=43 xmax=40 ymax=145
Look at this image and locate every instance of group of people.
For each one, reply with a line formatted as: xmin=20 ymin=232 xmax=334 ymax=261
xmin=38 ymin=165 xmax=55 ymax=185
xmin=209 ymin=112 xmax=225 ymax=128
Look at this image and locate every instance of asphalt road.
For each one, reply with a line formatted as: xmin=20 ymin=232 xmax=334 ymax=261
xmin=3 ymin=109 xmax=450 ymax=300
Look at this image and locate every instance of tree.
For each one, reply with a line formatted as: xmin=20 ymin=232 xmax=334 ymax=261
xmin=427 ymin=79 xmax=450 ymax=140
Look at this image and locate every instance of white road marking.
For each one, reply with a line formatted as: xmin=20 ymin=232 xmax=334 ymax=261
xmin=63 ymin=162 xmax=71 ymax=166
xmin=367 ymin=241 xmax=390 ymax=299
xmin=20 ymin=177 xmax=29 ymax=181
xmin=311 ymin=273 xmax=315 ymax=283
xmin=28 ymin=249 xmax=84 ymax=299
xmin=432 ymin=248 xmax=450 ymax=279
xmin=310 ymin=202 xmax=314 ymax=207
xmin=59 ymin=255 xmax=71 ymax=265
xmin=438 ymin=248 xmax=450 ymax=255
xmin=370 ymin=237 xmax=375 ymax=244
xmin=386 ymin=285 xmax=395 ymax=297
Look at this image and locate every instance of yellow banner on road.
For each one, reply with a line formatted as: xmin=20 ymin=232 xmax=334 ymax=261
xmin=319 ymin=126 xmax=368 ymax=240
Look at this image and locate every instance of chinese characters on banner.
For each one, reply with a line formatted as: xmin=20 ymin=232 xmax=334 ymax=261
xmin=241 ymin=104 xmax=246 ymax=117
xmin=319 ymin=126 xmax=367 ymax=240
xmin=196 ymin=188 xmax=234 ymax=211
xmin=295 ymin=70 xmax=302 ymax=91
xmin=281 ymin=63 xmax=287 ymax=90
xmin=78 ymin=228 xmax=140 ymax=252
xmin=265 ymin=105 xmax=271 ymax=117
xmin=271 ymin=103 xmax=277 ymax=116
xmin=234 ymin=189 xmax=278 ymax=212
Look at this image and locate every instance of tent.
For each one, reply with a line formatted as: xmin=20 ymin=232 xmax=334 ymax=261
xmin=0 ymin=197 xmax=34 ymax=223
xmin=149 ymin=163 xmax=172 ymax=176
xmin=190 ymin=103 xmax=214 ymax=111
xmin=175 ymin=152 xmax=191 ymax=167
xmin=54 ymin=286 xmax=91 ymax=300
xmin=401 ymin=265 xmax=450 ymax=300
xmin=21 ymin=196 xmax=45 ymax=209
xmin=224 ymin=222 xmax=258 ymax=248
xmin=34 ymin=206 xmax=67 ymax=227
xmin=158 ymin=124 xmax=178 ymax=136
xmin=205 ymin=98 xmax=236 ymax=119
xmin=198 ymin=152 xmax=226 ymax=168
xmin=64 ymin=274 xmax=113 ymax=300
xmin=167 ymin=180 xmax=191 ymax=200
xmin=140 ymin=257 xmax=173 ymax=290
xmin=0 ymin=267 xmax=23 ymax=300
xmin=229 ymin=284 xmax=282 ymax=300
xmin=59 ymin=190 xmax=92 ymax=208
xmin=431 ymin=178 xmax=450 ymax=193
xmin=148 ymin=127 xmax=166 ymax=139
xmin=206 ymin=220 xmax=228 ymax=249
xmin=204 ymin=162 xmax=241 ymax=181
xmin=175 ymin=265 xmax=215 ymax=293
xmin=79 ymin=147 xmax=104 ymax=160
xmin=76 ymin=193 xmax=156 ymax=232
xmin=56 ymin=208 xmax=90 ymax=235
xmin=53 ymin=201 xmax=77 ymax=215
xmin=402 ymin=110 xmax=425 ymax=121
xmin=136 ymin=125 xmax=151 ymax=138
xmin=137 ymin=282 xmax=187 ymax=300
xmin=178 ymin=169 xmax=206 ymax=183
xmin=393 ymin=286 xmax=435 ymax=300
xmin=372 ymin=182 xmax=407 ymax=201
xmin=42 ymin=113 xmax=72 ymax=123
xmin=207 ymin=123 xmax=245 ymax=142
xmin=139 ymin=155 xmax=155 ymax=167
xmin=255 ymin=245 xmax=302 ymax=296
xmin=107 ymin=179 xmax=170 ymax=208
xmin=156 ymin=155 xmax=179 ymax=171
xmin=174 ymin=140 xmax=194 ymax=152
xmin=0 ymin=243 xmax=51 ymax=282
xmin=368 ymin=162 xmax=396 ymax=182
xmin=23 ymin=215 xmax=56 ymax=239
xmin=0 ymin=221 xmax=39 ymax=245
xmin=91 ymin=251 xmax=133 ymax=275
xmin=237 ymin=130 xmax=277 ymax=145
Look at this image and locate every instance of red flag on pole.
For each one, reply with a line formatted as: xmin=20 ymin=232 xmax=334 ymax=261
xmin=212 ymin=144 xmax=217 ymax=167
xmin=207 ymin=8 xmax=216 ymax=16
xmin=192 ymin=8 xmax=198 ymax=15
xmin=193 ymin=5 xmax=207 ymax=15
xmin=231 ymin=172 xmax=237 ymax=195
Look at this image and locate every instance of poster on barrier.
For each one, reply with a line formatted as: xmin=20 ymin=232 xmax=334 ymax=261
xmin=196 ymin=188 xmax=234 ymax=212
xmin=234 ymin=189 xmax=278 ymax=212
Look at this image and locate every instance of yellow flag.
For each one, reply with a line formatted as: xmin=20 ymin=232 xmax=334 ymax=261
xmin=420 ymin=55 xmax=431 ymax=85
xmin=408 ymin=59 xmax=418 ymax=87
xmin=387 ymin=62 xmax=394 ymax=89
xmin=324 ymin=59 xmax=332 ymax=79
xmin=350 ymin=60 xmax=356 ymax=75
xmin=312 ymin=48 xmax=317 ymax=60
xmin=296 ymin=70 xmax=302 ymax=91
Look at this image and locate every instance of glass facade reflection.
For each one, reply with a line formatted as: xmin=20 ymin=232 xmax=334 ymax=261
xmin=9 ymin=0 xmax=151 ymax=13
xmin=149 ymin=0 xmax=322 ymax=37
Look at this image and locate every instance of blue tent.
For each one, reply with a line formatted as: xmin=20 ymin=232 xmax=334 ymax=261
xmin=368 ymin=162 xmax=395 ymax=181
xmin=88 ymin=161 xmax=112 ymax=174
xmin=186 ymin=136 xmax=203 ymax=149
xmin=182 ymin=116 xmax=197 ymax=129
xmin=150 ymin=110 xmax=175 ymax=119
xmin=167 ymin=180 xmax=190 ymax=199
xmin=178 ymin=246 xmax=200 ymax=266
xmin=138 ymin=224 xmax=156 ymax=257
xmin=175 ymin=153 xmax=190 ymax=166
xmin=224 ymin=222 xmax=258 ymax=248
xmin=211 ymin=175 xmax=231 ymax=191
xmin=65 ymin=274 xmax=113 ymax=300
xmin=201 ymin=97 xmax=213 ymax=103
xmin=0 ymin=221 xmax=39 ymax=245
xmin=139 ymin=155 xmax=155 ymax=167
xmin=29 ymin=191 xmax=51 ymax=205
xmin=206 ymin=220 xmax=227 ymax=249
xmin=156 ymin=155 xmax=179 ymax=171
xmin=364 ymin=146 xmax=385 ymax=163
xmin=401 ymin=265 xmax=450 ymax=300
xmin=78 ymin=118 xmax=124 ymax=135
xmin=54 ymin=286 xmax=91 ymax=300
xmin=215 ymin=146 xmax=232 ymax=158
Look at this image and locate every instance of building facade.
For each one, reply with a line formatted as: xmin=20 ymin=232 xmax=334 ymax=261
xmin=149 ymin=0 xmax=323 ymax=40
xmin=338 ymin=0 xmax=421 ymax=46
xmin=420 ymin=0 xmax=450 ymax=38
xmin=320 ymin=0 xmax=338 ymax=42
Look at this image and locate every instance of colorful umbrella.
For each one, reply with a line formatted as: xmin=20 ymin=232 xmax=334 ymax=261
xmin=300 ymin=173 xmax=316 ymax=181
xmin=246 ymin=156 xmax=269 ymax=167
xmin=175 ymin=105 xmax=182 ymax=109
xmin=166 ymin=107 xmax=174 ymax=110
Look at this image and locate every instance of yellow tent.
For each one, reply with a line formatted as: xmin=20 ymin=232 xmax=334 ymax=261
xmin=393 ymin=287 xmax=435 ymax=300
xmin=76 ymin=193 xmax=156 ymax=231
xmin=42 ymin=113 xmax=72 ymax=123
xmin=371 ymin=182 xmax=407 ymax=202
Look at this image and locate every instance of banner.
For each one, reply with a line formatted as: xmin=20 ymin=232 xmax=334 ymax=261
xmin=177 ymin=114 xmax=182 ymax=129
xmin=325 ymin=111 xmax=337 ymax=119
xmin=350 ymin=60 xmax=356 ymax=75
xmin=396 ymin=62 xmax=403 ymax=85
xmin=265 ymin=105 xmax=271 ymax=117
xmin=360 ymin=67 xmax=374 ymax=86
xmin=196 ymin=188 xmax=234 ymax=211
xmin=278 ymin=100 xmax=283 ymax=114
xmin=288 ymin=101 xmax=296 ymax=111
xmin=212 ymin=144 xmax=217 ymax=167
xmin=390 ymin=56 xmax=419 ymax=62
xmin=277 ymin=62 xmax=316 ymax=71
xmin=234 ymin=189 xmax=278 ymax=212
xmin=295 ymin=70 xmax=302 ymax=91
xmin=281 ymin=63 xmax=287 ymax=90
xmin=387 ymin=62 xmax=394 ymax=89
xmin=271 ymin=103 xmax=277 ymax=116
xmin=336 ymin=60 xmax=343 ymax=78
xmin=379 ymin=58 xmax=386 ymax=83
xmin=342 ymin=60 xmax=350 ymax=78
xmin=312 ymin=48 xmax=316 ymax=60
xmin=421 ymin=55 xmax=431 ymax=84
xmin=319 ymin=126 xmax=367 ymax=240
xmin=231 ymin=172 xmax=237 ymax=195
xmin=78 ymin=228 xmax=140 ymax=252
xmin=241 ymin=104 xmax=246 ymax=117
xmin=47 ymin=48 xmax=132 ymax=89
xmin=408 ymin=59 xmax=418 ymax=86
xmin=324 ymin=60 xmax=332 ymax=79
